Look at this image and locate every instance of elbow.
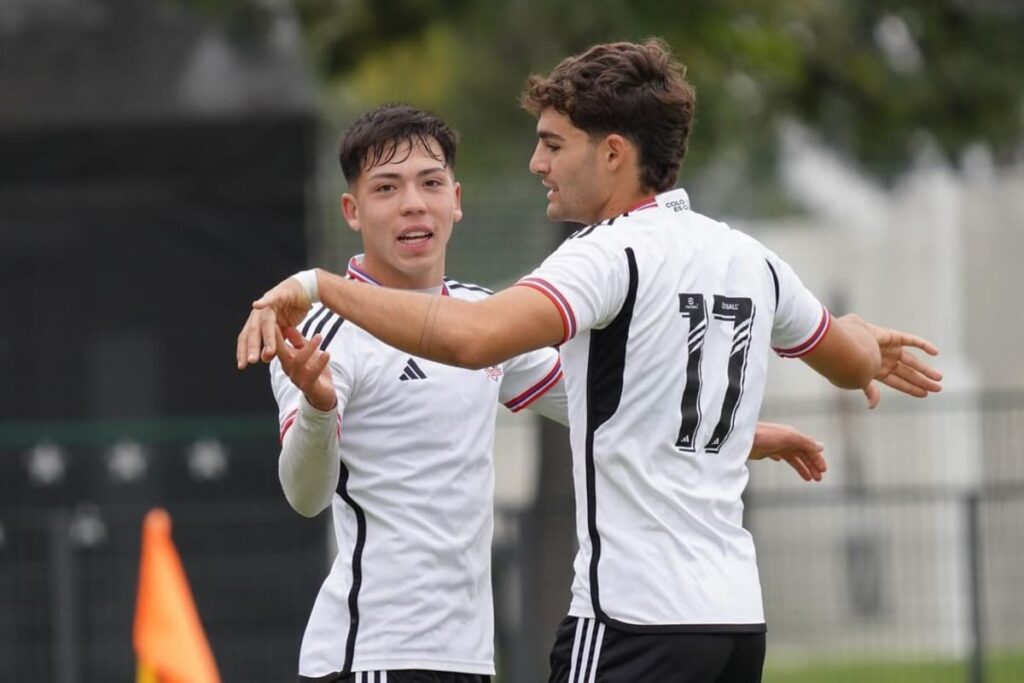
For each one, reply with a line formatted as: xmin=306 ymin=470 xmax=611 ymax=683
xmin=284 ymin=490 xmax=327 ymax=518
xmin=451 ymin=341 xmax=497 ymax=370
xmin=436 ymin=319 xmax=503 ymax=369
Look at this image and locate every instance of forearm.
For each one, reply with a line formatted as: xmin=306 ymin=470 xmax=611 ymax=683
xmin=826 ymin=314 xmax=882 ymax=388
xmin=279 ymin=397 xmax=341 ymax=517
xmin=314 ymin=269 xmax=558 ymax=369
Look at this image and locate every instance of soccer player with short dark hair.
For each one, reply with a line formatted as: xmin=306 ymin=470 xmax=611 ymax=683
xmin=271 ymin=104 xmax=567 ymax=683
xmin=241 ymin=40 xmax=941 ymax=681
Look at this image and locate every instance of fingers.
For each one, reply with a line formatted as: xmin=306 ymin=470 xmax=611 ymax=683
xmin=783 ymin=456 xmax=813 ymax=482
xmin=863 ymin=382 xmax=881 ymax=409
xmin=260 ymin=309 xmax=279 ymax=363
xmin=897 ymin=333 xmax=939 ymax=357
xmin=880 ymin=373 xmax=928 ymax=397
xmin=237 ymin=310 xmax=265 ymax=369
xmin=788 ymin=430 xmax=824 ymax=456
xmin=283 ymin=326 xmax=307 ymax=349
xmin=893 ymin=362 xmax=942 ymax=394
xmin=900 ymin=350 xmax=944 ymax=383
xmin=782 ymin=450 xmax=827 ymax=482
xmin=279 ymin=332 xmax=325 ymax=386
xmin=307 ymin=345 xmax=332 ymax=381
xmin=236 ymin=313 xmax=252 ymax=369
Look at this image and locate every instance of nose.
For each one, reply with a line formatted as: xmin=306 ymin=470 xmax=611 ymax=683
xmin=529 ymin=142 xmax=547 ymax=176
xmin=399 ymin=185 xmax=428 ymax=214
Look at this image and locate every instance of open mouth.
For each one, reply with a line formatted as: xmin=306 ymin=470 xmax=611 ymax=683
xmin=398 ymin=229 xmax=433 ymax=245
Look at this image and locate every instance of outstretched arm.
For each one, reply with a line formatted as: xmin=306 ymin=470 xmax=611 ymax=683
xmin=237 ymin=269 xmax=564 ymax=370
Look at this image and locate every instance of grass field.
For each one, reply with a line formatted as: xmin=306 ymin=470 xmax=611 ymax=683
xmin=763 ymin=652 xmax=1024 ymax=683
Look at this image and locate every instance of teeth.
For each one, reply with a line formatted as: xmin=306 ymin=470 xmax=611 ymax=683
xmin=400 ymin=231 xmax=430 ymax=240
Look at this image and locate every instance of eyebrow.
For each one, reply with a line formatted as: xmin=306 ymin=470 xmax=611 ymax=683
xmin=365 ymin=166 xmax=449 ymax=181
xmin=538 ymin=131 xmax=566 ymax=142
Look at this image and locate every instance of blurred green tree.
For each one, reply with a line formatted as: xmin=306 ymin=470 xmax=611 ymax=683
xmin=184 ymin=0 xmax=1024 ymax=192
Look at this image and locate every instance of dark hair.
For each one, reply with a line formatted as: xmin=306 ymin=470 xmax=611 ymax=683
xmin=520 ymin=38 xmax=695 ymax=193
xmin=338 ymin=104 xmax=458 ymax=184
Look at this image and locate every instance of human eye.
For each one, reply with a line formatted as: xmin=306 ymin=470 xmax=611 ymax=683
xmin=374 ymin=183 xmax=396 ymax=193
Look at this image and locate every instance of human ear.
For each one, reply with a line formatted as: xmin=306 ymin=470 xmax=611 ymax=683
xmin=604 ymin=134 xmax=631 ymax=171
xmin=341 ymin=193 xmax=361 ymax=233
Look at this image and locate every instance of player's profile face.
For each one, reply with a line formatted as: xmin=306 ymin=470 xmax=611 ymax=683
xmin=341 ymin=137 xmax=462 ymax=289
xmin=529 ymin=108 xmax=606 ymax=225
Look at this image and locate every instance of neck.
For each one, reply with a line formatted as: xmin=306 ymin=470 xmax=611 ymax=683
xmin=357 ymin=253 xmax=444 ymax=290
xmin=590 ymin=188 xmax=654 ymax=223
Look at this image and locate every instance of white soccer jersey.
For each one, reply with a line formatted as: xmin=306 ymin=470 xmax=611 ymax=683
xmin=272 ymin=256 xmax=566 ymax=678
xmin=517 ymin=189 xmax=829 ymax=632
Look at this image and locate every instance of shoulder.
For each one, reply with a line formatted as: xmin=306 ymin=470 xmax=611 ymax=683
xmin=443 ymin=277 xmax=494 ymax=301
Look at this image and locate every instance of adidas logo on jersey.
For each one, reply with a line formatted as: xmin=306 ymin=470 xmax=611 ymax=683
xmin=399 ymin=358 xmax=427 ymax=381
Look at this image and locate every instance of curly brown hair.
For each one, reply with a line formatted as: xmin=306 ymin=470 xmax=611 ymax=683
xmin=520 ymin=38 xmax=695 ymax=194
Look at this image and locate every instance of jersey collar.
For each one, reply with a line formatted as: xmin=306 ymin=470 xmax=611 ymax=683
xmin=346 ymin=254 xmax=449 ymax=296
xmin=625 ymin=196 xmax=658 ymax=213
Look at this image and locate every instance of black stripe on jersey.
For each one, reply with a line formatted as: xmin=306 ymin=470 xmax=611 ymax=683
xmin=571 ymin=223 xmax=600 ymax=239
xmin=302 ymin=305 xmax=330 ymax=337
xmin=585 ymin=247 xmax=639 ymax=627
xmin=314 ymin=311 xmax=337 ymax=336
xmin=584 ymin=249 xmax=767 ymax=635
xmin=336 ymin=462 xmax=367 ymax=675
xmin=320 ymin=316 xmax=346 ymax=350
xmin=571 ymin=214 xmax=623 ymax=240
xmin=765 ymin=259 xmax=780 ymax=311
xmin=444 ymin=278 xmax=494 ymax=295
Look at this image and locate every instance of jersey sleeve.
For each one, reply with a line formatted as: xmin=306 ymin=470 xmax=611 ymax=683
xmin=269 ymin=343 xmax=354 ymax=517
xmin=515 ymin=231 xmax=631 ymax=344
xmin=765 ymin=251 xmax=831 ymax=358
xmin=499 ymin=346 xmax=568 ymax=425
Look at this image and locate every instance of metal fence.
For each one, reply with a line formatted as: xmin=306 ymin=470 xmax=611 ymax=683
xmin=2 ymin=392 xmax=1022 ymax=682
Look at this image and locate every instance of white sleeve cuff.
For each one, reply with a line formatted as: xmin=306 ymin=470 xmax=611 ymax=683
xmin=292 ymin=269 xmax=320 ymax=304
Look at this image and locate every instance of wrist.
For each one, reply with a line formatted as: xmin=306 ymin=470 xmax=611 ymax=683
xmin=300 ymin=392 xmax=337 ymax=415
xmin=293 ymin=269 xmax=320 ymax=304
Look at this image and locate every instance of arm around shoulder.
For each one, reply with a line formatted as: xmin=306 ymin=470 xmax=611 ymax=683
xmin=426 ymin=286 xmax=567 ymax=369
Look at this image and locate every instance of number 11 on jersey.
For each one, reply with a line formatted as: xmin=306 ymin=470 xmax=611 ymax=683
xmin=676 ymin=293 xmax=755 ymax=454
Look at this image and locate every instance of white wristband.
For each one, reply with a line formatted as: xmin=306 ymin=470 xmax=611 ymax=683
xmin=292 ymin=269 xmax=320 ymax=304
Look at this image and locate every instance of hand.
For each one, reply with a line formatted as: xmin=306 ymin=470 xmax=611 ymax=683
xmin=236 ymin=276 xmax=314 ymax=369
xmin=749 ymin=422 xmax=827 ymax=482
xmin=862 ymin=323 xmax=942 ymax=409
xmin=254 ymin=275 xmax=314 ymax=328
xmin=277 ymin=327 xmax=337 ymax=411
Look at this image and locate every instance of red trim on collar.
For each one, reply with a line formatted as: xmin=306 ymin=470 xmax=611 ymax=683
xmin=626 ymin=196 xmax=657 ymax=213
xmin=346 ymin=255 xmax=448 ymax=295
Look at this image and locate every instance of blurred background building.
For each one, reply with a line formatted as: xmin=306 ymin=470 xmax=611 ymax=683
xmin=1 ymin=0 xmax=1022 ymax=681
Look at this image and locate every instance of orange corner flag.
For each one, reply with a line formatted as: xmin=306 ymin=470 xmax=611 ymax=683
xmin=133 ymin=508 xmax=220 ymax=683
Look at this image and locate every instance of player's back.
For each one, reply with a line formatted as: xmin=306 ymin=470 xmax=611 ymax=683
xmin=521 ymin=188 xmax=828 ymax=631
